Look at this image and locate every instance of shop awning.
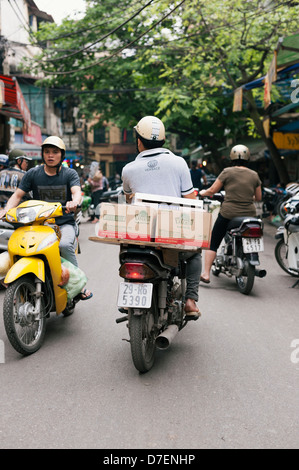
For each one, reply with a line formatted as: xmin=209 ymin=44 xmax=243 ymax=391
xmin=0 ymin=75 xmax=31 ymax=128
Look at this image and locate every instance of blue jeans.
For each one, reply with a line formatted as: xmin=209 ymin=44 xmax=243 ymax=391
xmin=59 ymin=223 xmax=78 ymax=267
xmin=180 ymin=251 xmax=202 ymax=302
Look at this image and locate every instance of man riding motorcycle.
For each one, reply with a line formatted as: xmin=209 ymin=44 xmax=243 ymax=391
xmin=0 ymin=136 xmax=92 ymax=301
xmin=121 ymin=115 xmax=202 ymax=320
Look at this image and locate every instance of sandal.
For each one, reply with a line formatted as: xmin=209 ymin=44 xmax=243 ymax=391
xmin=78 ymin=288 xmax=93 ymax=301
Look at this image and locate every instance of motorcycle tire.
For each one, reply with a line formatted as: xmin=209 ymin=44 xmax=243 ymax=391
xmin=3 ymin=275 xmax=47 ymax=355
xmin=129 ymin=310 xmax=156 ymax=373
xmin=212 ymin=263 xmax=221 ymax=276
xmin=235 ymin=259 xmax=255 ymax=295
xmin=274 ymin=238 xmax=299 ymax=277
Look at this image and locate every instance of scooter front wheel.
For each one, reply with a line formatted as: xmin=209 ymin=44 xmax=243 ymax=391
xmin=3 ymin=275 xmax=46 ymax=355
xmin=129 ymin=310 xmax=156 ymax=373
xmin=275 ymin=238 xmax=299 ymax=277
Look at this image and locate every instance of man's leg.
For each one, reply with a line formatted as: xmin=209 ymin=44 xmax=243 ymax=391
xmin=59 ymin=223 xmax=78 ymax=267
xmin=181 ymin=251 xmax=202 ymax=318
xmin=59 ymin=223 xmax=92 ymax=300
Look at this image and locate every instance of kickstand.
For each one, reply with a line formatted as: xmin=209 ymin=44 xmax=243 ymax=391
xmin=291 ymin=279 xmax=299 ymax=288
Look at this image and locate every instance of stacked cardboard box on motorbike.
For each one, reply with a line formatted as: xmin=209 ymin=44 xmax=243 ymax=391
xmin=97 ymin=202 xmax=157 ymax=241
xmin=155 ymin=207 xmax=211 ymax=249
xmin=95 ymin=194 xmax=212 ymax=250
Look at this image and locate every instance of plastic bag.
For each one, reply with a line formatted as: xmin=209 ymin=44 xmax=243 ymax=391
xmin=59 ymin=257 xmax=87 ymax=300
xmin=0 ymin=251 xmax=12 ymax=278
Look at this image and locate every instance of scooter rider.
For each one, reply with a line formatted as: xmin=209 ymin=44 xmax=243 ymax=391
xmin=121 ymin=115 xmax=202 ymax=320
xmin=0 ymin=136 xmax=92 ymax=301
xmin=199 ymin=144 xmax=262 ymax=283
xmin=0 ymin=150 xmax=32 ymax=207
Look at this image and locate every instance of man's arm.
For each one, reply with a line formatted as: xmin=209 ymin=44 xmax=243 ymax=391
xmin=66 ymin=185 xmax=82 ymax=213
xmin=183 ymin=191 xmax=196 ymax=200
xmin=0 ymin=188 xmax=26 ymax=218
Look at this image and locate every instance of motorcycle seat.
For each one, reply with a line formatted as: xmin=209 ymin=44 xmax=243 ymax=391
xmin=227 ymin=216 xmax=258 ymax=231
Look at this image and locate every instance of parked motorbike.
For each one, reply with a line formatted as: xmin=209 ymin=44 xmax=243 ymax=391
xmin=100 ymin=185 xmax=124 ymax=204
xmin=274 ymin=194 xmax=299 ymax=284
xmin=2 ymin=199 xmax=81 ymax=356
xmin=262 ymin=183 xmax=299 ymax=220
xmin=204 ymin=193 xmax=267 ymax=295
xmin=116 ymin=244 xmax=192 ymax=373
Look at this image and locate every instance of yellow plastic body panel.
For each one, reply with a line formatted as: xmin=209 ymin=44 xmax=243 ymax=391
xmin=6 ymin=225 xmax=67 ymax=314
xmin=5 ymin=257 xmax=45 ymax=283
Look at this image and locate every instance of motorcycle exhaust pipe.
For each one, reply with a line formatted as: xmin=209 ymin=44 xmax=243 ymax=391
xmin=155 ymin=324 xmax=179 ymax=350
xmin=255 ymin=269 xmax=267 ymax=278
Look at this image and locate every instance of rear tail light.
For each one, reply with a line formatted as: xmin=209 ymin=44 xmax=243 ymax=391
xmin=119 ymin=262 xmax=155 ymax=280
xmin=242 ymin=225 xmax=263 ymax=238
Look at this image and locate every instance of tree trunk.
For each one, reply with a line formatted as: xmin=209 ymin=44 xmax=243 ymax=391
xmin=245 ymin=90 xmax=290 ymax=186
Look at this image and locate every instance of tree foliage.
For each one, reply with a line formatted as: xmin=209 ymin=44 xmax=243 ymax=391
xmin=24 ymin=0 xmax=299 ymax=182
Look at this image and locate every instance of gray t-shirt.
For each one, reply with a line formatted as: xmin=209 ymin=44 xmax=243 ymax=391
xmin=19 ymin=165 xmax=80 ymax=225
xmin=122 ymin=148 xmax=194 ymax=198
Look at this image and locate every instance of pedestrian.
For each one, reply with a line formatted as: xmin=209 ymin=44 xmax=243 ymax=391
xmin=87 ymin=169 xmax=109 ymax=223
xmin=190 ymin=160 xmax=207 ymax=190
xmin=122 ymin=115 xmax=202 ymax=320
xmin=0 ymin=149 xmax=32 ymax=207
xmin=0 ymin=136 xmax=93 ymax=301
xmin=199 ymin=144 xmax=262 ymax=283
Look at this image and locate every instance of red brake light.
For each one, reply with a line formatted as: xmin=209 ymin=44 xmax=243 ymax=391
xmin=242 ymin=226 xmax=263 ymax=238
xmin=119 ymin=262 xmax=155 ymax=280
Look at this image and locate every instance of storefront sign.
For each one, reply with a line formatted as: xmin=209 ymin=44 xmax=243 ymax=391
xmin=273 ymin=131 xmax=299 ymax=150
xmin=23 ymin=122 xmax=42 ymax=145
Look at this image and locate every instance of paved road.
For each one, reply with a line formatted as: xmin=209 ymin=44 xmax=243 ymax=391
xmin=0 ymin=219 xmax=298 ymax=449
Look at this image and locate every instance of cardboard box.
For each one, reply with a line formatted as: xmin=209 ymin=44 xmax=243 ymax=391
xmin=155 ymin=208 xmax=212 ymax=249
xmin=97 ymin=203 xmax=157 ymax=241
xmin=134 ymin=192 xmax=203 ymax=209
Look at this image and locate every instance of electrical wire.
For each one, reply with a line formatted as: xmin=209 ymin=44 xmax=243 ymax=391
xmin=44 ymin=0 xmax=155 ymax=63
xmin=44 ymin=0 xmax=186 ymax=75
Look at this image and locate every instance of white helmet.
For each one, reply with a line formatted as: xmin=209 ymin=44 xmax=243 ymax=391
xmin=230 ymin=144 xmax=250 ymax=161
xmin=41 ymin=136 xmax=66 ymax=173
xmin=134 ymin=116 xmax=165 ymax=142
xmin=42 ymin=136 xmax=66 ymax=152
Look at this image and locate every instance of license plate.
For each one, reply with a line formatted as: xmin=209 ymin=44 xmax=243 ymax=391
xmin=117 ymin=282 xmax=153 ymax=308
xmin=242 ymin=237 xmax=264 ymax=253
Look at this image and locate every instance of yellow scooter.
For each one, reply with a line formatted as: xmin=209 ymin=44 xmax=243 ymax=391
xmin=2 ymin=199 xmax=79 ymax=355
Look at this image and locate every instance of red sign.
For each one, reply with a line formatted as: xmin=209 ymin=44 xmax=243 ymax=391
xmin=23 ymin=122 xmax=42 ymax=145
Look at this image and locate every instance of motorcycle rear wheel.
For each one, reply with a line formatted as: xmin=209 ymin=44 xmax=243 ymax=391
xmin=235 ymin=259 xmax=255 ymax=295
xmin=275 ymin=238 xmax=299 ymax=277
xmin=129 ymin=310 xmax=156 ymax=373
xmin=3 ymin=275 xmax=46 ymax=355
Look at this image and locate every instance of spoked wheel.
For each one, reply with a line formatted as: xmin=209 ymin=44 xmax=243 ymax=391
xmin=235 ymin=259 xmax=255 ymax=295
xmin=275 ymin=238 xmax=299 ymax=277
xmin=129 ymin=310 xmax=156 ymax=373
xmin=3 ymin=275 xmax=46 ymax=355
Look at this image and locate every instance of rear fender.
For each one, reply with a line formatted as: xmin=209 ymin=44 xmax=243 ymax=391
xmin=4 ymin=257 xmax=45 ymax=284
xmin=247 ymin=252 xmax=260 ymax=266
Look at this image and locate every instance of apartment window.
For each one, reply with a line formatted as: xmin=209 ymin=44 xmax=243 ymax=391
xmin=94 ymin=127 xmax=109 ymax=144
xmin=122 ymin=129 xmax=134 ymax=144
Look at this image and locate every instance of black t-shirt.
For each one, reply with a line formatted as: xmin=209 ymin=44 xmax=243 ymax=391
xmin=19 ymin=165 xmax=80 ymax=225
